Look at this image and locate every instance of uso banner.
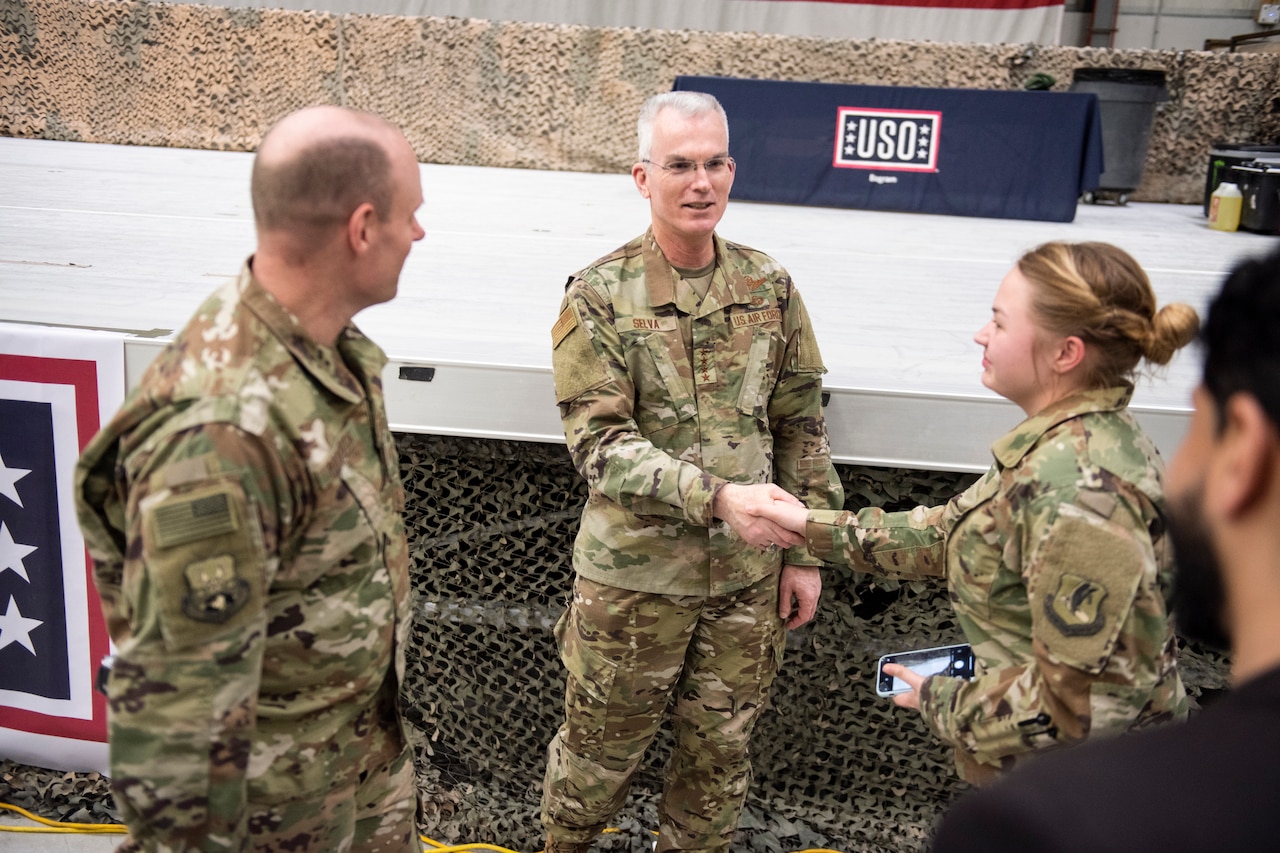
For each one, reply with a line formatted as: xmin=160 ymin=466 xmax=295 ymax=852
xmin=0 ymin=323 xmax=124 ymax=773
xmin=677 ymin=75 xmax=1102 ymax=222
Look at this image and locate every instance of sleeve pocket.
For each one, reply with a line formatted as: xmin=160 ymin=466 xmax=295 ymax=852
xmin=141 ymin=477 xmax=266 ymax=652
xmin=552 ymin=309 xmax=610 ymax=404
xmin=736 ymin=329 xmax=777 ymax=419
xmin=1031 ymin=507 xmax=1146 ymax=675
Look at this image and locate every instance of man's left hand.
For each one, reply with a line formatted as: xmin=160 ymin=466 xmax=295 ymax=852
xmin=778 ymin=564 xmax=821 ymax=629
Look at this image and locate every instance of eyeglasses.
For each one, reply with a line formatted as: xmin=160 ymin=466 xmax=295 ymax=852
xmin=641 ymin=156 xmax=735 ymax=177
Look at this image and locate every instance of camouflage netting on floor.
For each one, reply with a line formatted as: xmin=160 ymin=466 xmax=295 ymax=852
xmin=4 ymin=0 xmax=1280 ymax=203
xmin=2 ymin=432 xmax=1232 ymax=851
xmin=394 ymin=432 xmax=1232 ymax=853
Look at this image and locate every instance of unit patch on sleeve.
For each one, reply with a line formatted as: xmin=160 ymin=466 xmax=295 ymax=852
xmin=1044 ymin=572 xmax=1108 ymax=637
xmin=182 ymin=555 xmax=251 ymax=623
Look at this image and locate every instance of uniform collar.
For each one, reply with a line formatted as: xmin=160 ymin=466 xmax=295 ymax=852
xmin=641 ymin=229 xmax=756 ymax=317
xmin=238 ymin=261 xmax=384 ymax=404
xmin=990 ymin=384 xmax=1135 ymax=469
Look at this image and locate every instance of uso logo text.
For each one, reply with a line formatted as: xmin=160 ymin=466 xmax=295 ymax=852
xmin=833 ymin=107 xmax=941 ymax=173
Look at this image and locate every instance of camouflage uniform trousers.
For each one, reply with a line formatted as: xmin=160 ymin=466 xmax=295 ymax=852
xmin=542 ymin=573 xmax=786 ymax=853
xmin=114 ymin=746 xmax=419 ymax=853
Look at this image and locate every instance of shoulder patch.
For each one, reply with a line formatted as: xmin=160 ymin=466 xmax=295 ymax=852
xmin=552 ymin=305 xmax=578 ymax=349
xmin=152 ymin=489 xmax=238 ymax=548
xmin=182 ymin=555 xmax=251 ymax=623
xmin=1044 ymin=572 xmax=1108 ymax=636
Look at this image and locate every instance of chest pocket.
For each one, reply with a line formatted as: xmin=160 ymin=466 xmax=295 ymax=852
xmin=736 ymin=328 xmax=780 ymax=420
xmin=947 ymin=470 xmax=1017 ymax=623
xmin=278 ymin=462 xmax=386 ymax=592
xmin=629 ymin=332 xmax=696 ymax=436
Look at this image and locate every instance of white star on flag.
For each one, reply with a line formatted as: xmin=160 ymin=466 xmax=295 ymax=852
xmin=0 ymin=452 xmax=31 ymax=508
xmin=0 ymin=595 xmax=43 ymax=654
xmin=0 ymin=522 xmax=38 ymax=582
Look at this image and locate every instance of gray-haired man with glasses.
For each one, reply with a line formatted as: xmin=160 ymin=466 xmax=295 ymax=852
xmin=541 ymin=91 xmax=843 ymax=853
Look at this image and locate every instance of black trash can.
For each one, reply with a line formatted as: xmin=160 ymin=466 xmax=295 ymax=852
xmin=1204 ymin=144 xmax=1280 ymax=216
xmin=1070 ymin=68 xmax=1168 ymax=201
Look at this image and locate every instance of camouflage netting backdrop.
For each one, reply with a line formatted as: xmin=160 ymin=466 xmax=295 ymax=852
xmin=3 ymin=0 xmax=1280 ymax=203
xmin=1 ymin=432 xmax=1232 ymax=851
xmin=392 ymin=433 xmax=1231 ymax=853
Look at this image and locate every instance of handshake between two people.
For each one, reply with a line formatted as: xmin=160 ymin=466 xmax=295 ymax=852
xmin=710 ymin=483 xmax=927 ymax=706
xmin=711 ymin=482 xmax=810 ymax=550
xmin=712 ymin=482 xmax=824 ymax=630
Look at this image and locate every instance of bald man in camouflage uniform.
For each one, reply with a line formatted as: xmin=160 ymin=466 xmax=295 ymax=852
xmin=75 ymin=106 xmax=426 ymax=852
xmin=542 ymin=92 xmax=844 ymax=853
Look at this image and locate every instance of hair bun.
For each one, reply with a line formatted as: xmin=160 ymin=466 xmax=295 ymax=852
xmin=1145 ymin=302 xmax=1200 ymax=365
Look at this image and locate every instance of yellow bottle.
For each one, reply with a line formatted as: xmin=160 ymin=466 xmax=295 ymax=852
xmin=1209 ymin=182 xmax=1242 ymax=232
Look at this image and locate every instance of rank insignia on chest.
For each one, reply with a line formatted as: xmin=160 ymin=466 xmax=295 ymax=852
xmin=1044 ymin=572 xmax=1108 ymax=637
xmin=182 ymin=555 xmax=250 ymax=623
xmin=695 ymin=346 xmax=717 ymax=384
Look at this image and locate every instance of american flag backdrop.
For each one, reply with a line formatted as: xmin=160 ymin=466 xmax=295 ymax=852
xmin=0 ymin=324 xmax=124 ymax=773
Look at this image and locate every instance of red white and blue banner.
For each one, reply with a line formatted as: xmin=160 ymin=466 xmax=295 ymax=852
xmin=734 ymin=0 xmax=1066 ymax=44
xmin=0 ymin=323 xmax=124 ymax=774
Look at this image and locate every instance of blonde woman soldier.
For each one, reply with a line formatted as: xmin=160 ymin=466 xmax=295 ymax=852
xmin=760 ymin=241 xmax=1198 ymax=784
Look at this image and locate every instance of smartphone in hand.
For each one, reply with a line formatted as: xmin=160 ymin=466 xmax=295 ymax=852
xmin=876 ymin=643 xmax=975 ymax=697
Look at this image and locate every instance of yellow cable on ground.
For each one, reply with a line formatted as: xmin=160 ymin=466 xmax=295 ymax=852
xmin=0 ymin=801 xmax=126 ymax=833
xmin=2 ymin=800 xmax=848 ymax=853
xmin=421 ymin=838 xmax=523 ymax=853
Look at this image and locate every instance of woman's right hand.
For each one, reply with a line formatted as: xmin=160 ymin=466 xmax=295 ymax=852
xmin=760 ymin=498 xmax=809 ymax=535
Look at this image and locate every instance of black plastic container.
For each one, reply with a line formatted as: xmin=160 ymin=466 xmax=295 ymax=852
xmin=1205 ymin=144 xmax=1280 ymax=216
xmin=1232 ymin=162 xmax=1280 ymax=234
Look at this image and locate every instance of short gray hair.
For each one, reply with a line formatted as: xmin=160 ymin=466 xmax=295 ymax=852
xmin=636 ymin=91 xmax=729 ymax=162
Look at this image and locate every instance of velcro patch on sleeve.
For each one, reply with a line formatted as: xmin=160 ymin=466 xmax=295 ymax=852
xmin=552 ymin=315 xmax=609 ymax=403
xmin=790 ymin=294 xmax=826 ymax=372
xmin=1032 ymin=509 xmax=1145 ymax=673
xmin=142 ymin=478 xmax=266 ymax=651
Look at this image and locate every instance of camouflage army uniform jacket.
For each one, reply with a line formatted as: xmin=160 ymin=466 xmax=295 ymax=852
xmin=550 ymin=230 xmax=843 ymax=596
xmin=805 ymin=385 xmax=1187 ymax=784
xmin=75 ymin=264 xmax=412 ymax=847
